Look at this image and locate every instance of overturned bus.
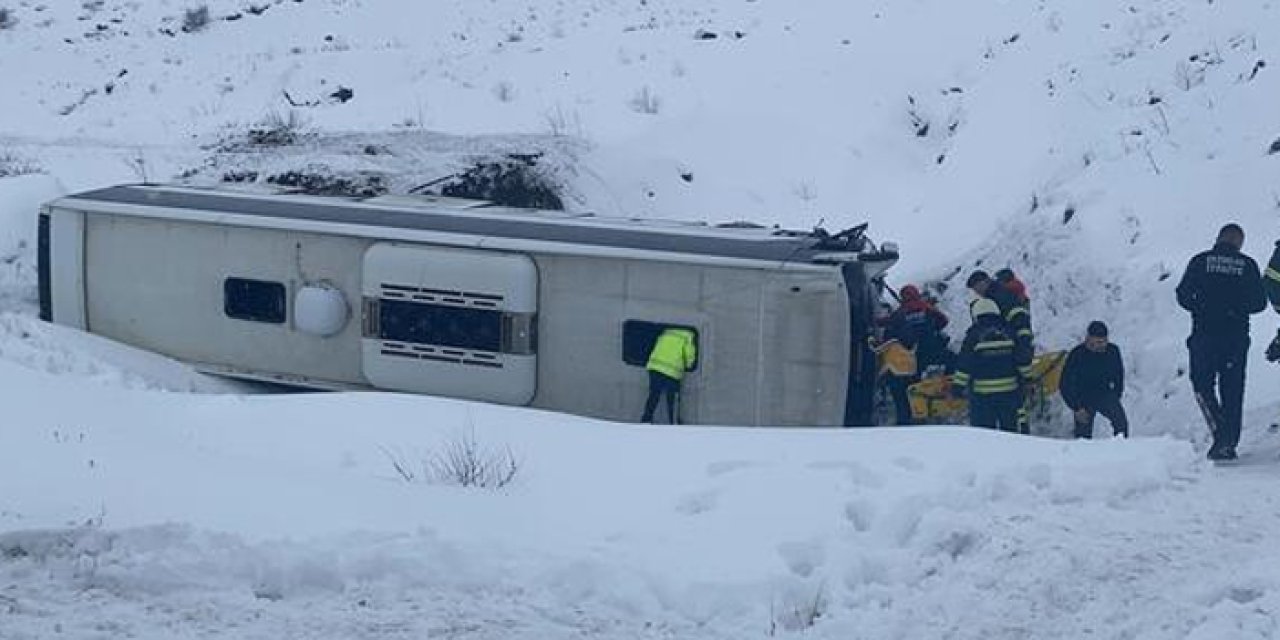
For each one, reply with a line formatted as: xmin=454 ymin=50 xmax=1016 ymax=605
xmin=38 ymin=184 xmax=898 ymax=426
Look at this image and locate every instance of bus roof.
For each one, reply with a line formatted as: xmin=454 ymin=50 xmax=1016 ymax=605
xmin=57 ymin=184 xmax=873 ymax=266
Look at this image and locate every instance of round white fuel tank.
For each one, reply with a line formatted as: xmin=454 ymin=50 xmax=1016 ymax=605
xmin=294 ymin=284 xmax=351 ymax=337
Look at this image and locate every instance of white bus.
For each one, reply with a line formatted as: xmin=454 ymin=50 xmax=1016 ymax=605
xmin=38 ymin=184 xmax=897 ymax=426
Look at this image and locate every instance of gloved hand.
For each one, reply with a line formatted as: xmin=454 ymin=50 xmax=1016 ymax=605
xmin=1266 ymin=329 xmax=1280 ymax=363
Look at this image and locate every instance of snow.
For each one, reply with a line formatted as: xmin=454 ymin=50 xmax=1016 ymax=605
xmin=2 ymin=0 xmax=1280 ymax=637
xmin=0 ymin=369 xmax=1247 ymax=638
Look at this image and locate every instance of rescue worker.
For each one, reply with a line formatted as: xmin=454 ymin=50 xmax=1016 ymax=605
xmin=869 ymin=333 xmax=917 ymax=425
xmin=967 ymin=269 xmax=1034 ymax=432
xmin=967 ymin=270 xmax=1033 ymax=367
xmin=886 ymin=284 xmax=953 ymax=374
xmin=952 ymin=298 xmax=1023 ymax=432
xmin=1261 ymin=239 xmax=1280 ymax=361
xmin=640 ymin=327 xmax=698 ymax=424
xmin=1060 ymin=321 xmax=1128 ymax=439
xmin=995 ymin=268 xmax=1032 ymax=321
xmin=1175 ymin=223 xmax=1267 ymax=460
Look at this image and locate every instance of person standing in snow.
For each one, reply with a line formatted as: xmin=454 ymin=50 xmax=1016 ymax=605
xmin=869 ymin=333 xmax=917 ymax=425
xmin=1261 ymin=240 xmax=1280 ymax=362
xmin=967 ymin=270 xmax=1034 ymax=432
xmin=967 ymin=270 xmax=1033 ymax=370
xmin=885 ymin=284 xmax=953 ymax=373
xmin=995 ymin=268 xmax=1032 ymax=329
xmin=640 ymin=327 xmax=698 ymax=424
xmin=1176 ymin=223 xmax=1267 ymax=460
xmin=952 ymin=298 xmax=1023 ymax=432
xmin=1060 ymin=321 xmax=1128 ymax=439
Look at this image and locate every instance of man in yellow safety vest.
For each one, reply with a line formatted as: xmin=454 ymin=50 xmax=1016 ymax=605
xmin=641 ymin=328 xmax=698 ymax=424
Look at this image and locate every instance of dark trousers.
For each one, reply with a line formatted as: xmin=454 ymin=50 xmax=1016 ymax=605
xmin=1073 ymin=395 xmax=1129 ymax=438
xmin=642 ymin=371 xmax=682 ymax=424
xmin=886 ymin=376 xmax=914 ymax=426
xmin=1182 ymin=332 xmax=1244 ymax=453
xmin=1188 ymin=334 xmax=1248 ymax=453
xmin=969 ymin=391 xmax=1022 ymax=433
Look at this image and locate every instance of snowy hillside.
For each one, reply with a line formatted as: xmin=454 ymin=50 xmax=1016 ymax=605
xmin=2 ymin=0 xmax=1278 ymax=434
xmin=3 ymin=0 xmax=1280 ymax=637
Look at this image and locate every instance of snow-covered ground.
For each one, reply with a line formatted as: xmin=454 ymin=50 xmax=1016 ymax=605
xmin=5 ymin=363 xmax=1280 ymax=639
xmin=3 ymin=0 xmax=1280 ymax=637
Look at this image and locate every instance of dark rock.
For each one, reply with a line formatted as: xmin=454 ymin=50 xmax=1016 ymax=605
xmin=222 ymin=170 xmax=259 ymax=183
xmin=329 ymin=86 xmax=354 ymax=103
xmin=436 ymin=154 xmax=564 ymax=210
xmin=266 ymin=171 xmax=387 ymax=198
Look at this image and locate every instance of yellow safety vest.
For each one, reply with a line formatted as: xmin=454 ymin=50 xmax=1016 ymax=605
xmin=647 ymin=329 xmax=697 ymax=380
xmin=875 ymin=340 xmax=917 ymax=377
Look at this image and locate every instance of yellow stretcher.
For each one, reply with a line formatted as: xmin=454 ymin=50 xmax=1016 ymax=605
xmin=906 ymin=350 xmax=1068 ymax=424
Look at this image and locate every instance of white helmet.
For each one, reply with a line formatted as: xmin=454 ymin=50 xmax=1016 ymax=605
xmin=970 ymin=298 xmax=1000 ymax=321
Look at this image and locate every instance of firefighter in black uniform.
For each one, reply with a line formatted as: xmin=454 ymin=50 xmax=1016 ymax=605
xmin=1176 ymin=223 xmax=1267 ymax=461
xmin=967 ymin=270 xmax=1034 ymax=432
xmin=1261 ymin=239 xmax=1280 ymax=361
xmin=953 ymin=298 xmax=1023 ymax=432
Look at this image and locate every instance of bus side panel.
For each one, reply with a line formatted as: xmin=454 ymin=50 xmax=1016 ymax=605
xmin=759 ymin=271 xmax=850 ymax=427
xmin=47 ymin=208 xmax=87 ymax=329
xmin=533 ymin=256 xmax=767 ymax=425
xmin=692 ymin=267 xmax=766 ymax=426
xmin=82 ymin=213 xmax=367 ymax=385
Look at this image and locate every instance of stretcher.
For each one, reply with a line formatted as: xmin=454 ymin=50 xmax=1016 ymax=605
xmin=906 ymin=350 xmax=1068 ymax=424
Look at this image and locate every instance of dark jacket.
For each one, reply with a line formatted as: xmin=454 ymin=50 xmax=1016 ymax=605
xmin=952 ymin=317 xmax=1021 ymax=395
xmin=1263 ymin=241 xmax=1280 ymax=312
xmin=1060 ymin=343 xmax=1124 ymax=411
xmin=1176 ymin=242 xmax=1267 ymax=337
xmin=972 ymin=285 xmax=1033 ymax=373
xmin=885 ymin=297 xmax=949 ymax=349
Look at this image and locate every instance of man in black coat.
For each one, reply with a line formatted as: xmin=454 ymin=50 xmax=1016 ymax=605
xmin=1061 ymin=321 xmax=1127 ymax=439
xmin=1176 ymin=223 xmax=1268 ymax=460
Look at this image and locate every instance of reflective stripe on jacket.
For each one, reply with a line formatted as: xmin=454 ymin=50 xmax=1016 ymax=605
xmin=647 ymin=329 xmax=697 ymax=381
xmin=1265 ymin=241 xmax=1280 ymax=312
xmin=954 ymin=320 xmax=1022 ymax=395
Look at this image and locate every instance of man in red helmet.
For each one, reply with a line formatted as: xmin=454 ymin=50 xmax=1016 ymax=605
xmin=886 ymin=284 xmax=952 ymax=373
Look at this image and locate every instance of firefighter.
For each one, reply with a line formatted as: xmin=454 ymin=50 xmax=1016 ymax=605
xmin=886 ymin=284 xmax=953 ymax=374
xmin=995 ymin=268 xmax=1032 ymax=325
xmin=967 ymin=270 xmax=1034 ymax=432
xmin=641 ymin=327 xmax=698 ymax=424
xmin=1262 ymin=239 xmax=1280 ymax=362
xmin=952 ymin=298 xmax=1023 ymax=432
xmin=1176 ymin=223 xmax=1267 ymax=461
xmin=1060 ymin=321 xmax=1128 ymax=439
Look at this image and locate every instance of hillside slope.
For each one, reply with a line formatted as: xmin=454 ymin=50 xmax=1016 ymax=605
xmin=4 ymin=0 xmax=1279 ymax=436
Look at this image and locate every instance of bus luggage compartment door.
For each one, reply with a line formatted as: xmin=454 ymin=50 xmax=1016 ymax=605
xmin=361 ymin=243 xmax=538 ymax=405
